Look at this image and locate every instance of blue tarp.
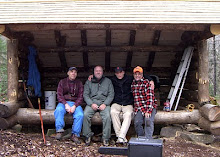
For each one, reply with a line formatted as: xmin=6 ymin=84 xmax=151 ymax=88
xmin=27 ymin=46 xmax=42 ymax=97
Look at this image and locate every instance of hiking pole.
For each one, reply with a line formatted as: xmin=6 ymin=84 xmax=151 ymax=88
xmin=38 ymin=98 xmax=46 ymax=144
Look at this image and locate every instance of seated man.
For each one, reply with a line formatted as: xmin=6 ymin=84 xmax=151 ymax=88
xmin=54 ymin=67 xmax=84 ymax=144
xmin=110 ymin=67 xmax=134 ymax=144
xmin=131 ymin=66 xmax=157 ymax=139
xmin=83 ymin=66 xmax=114 ymax=146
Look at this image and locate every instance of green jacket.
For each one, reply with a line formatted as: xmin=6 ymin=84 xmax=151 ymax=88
xmin=83 ymin=77 xmax=114 ymax=106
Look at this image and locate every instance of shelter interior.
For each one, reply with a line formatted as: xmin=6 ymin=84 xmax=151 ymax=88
xmin=3 ymin=23 xmax=212 ymax=109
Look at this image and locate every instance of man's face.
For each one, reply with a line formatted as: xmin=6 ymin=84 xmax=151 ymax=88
xmin=94 ymin=66 xmax=103 ymax=80
xmin=133 ymin=72 xmax=143 ymax=81
xmin=68 ymin=70 xmax=77 ymax=80
xmin=115 ymin=71 xmax=125 ymax=80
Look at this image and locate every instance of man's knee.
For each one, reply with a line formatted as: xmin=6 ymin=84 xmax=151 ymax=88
xmin=55 ymin=106 xmax=65 ymax=114
xmin=75 ymin=111 xmax=84 ymax=120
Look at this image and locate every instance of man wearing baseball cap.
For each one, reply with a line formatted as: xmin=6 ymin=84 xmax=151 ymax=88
xmin=131 ymin=66 xmax=157 ymax=139
xmin=54 ymin=67 xmax=84 ymax=144
xmin=110 ymin=66 xmax=134 ymax=144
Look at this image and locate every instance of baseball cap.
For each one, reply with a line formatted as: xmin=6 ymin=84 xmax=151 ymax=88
xmin=133 ymin=66 xmax=143 ymax=73
xmin=115 ymin=67 xmax=123 ymax=73
xmin=68 ymin=67 xmax=78 ymax=72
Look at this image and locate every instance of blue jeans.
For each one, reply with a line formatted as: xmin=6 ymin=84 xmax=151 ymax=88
xmin=134 ymin=109 xmax=156 ymax=139
xmin=54 ymin=101 xmax=84 ymax=137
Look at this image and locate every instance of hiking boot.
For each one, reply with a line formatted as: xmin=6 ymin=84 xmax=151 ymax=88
xmin=55 ymin=132 xmax=63 ymax=140
xmin=103 ymin=139 xmax=109 ymax=146
xmin=71 ymin=134 xmax=81 ymax=144
xmin=85 ymin=132 xmax=94 ymax=146
xmin=85 ymin=136 xmax=91 ymax=146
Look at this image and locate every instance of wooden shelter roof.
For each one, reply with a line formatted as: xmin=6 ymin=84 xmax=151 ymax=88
xmin=0 ymin=0 xmax=220 ymax=24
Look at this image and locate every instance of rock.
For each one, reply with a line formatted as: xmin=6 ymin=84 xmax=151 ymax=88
xmin=12 ymin=124 xmax=22 ymax=132
xmin=184 ymin=124 xmax=204 ymax=132
xmin=160 ymin=126 xmax=183 ymax=138
xmin=176 ymin=131 xmax=215 ymax=144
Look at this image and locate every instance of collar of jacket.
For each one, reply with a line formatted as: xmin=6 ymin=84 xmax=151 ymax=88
xmin=91 ymin=76 xmax=105 ymax=83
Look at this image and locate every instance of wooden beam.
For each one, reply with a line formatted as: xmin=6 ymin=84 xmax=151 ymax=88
xmin=39 ymin=45 xmax=181 ymax=53
xmin=126 ymin=30 xmax=136 ymax=71
xmin=81 ymin=30 xmax=89 ymax=72
xmin=105 ymin=30 xmax=111 ymax=72
xmin=198 ymin=40 xmax=210 ymax=105
xmin=7 ymin=39 xmax=19 ymax=102
xmin=7 ymin=24 xmax=208 ymax=32
xmin=54 ymin=30 xmax=67 ymax=72
xmin=146 ymin=30 xmax=161 ymax=71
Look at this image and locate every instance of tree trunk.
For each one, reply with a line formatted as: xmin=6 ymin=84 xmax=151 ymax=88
xmin=0 ymin=101 xmax=26 ymax=118
xmin=198 ymin=40 xmax=210 ymax=105
xmin=7 ymin=39 xmax=19 ymax=102
xmin=13 ymin=108 xmax=201 ymax=126
xmin=199 ymin=104 xmax=220 ymax=121
xmin=198 ymin=116 xmax=220 ymax=135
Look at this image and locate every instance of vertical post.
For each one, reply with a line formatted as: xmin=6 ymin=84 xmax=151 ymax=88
xmin=213 ymin=36 xmax=217 ymax=96
xmin=7 ymin=39 xmax=18 ymax=102
xmin=198 ymin=40 xmax=210 ymax=105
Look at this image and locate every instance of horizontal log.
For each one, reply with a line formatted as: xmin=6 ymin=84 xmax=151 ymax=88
xmin=184 ymin=83 xmax=198 ymax=91
xmin=179 ymin=99 xmax=199 ymax=109
xmin=0 ymin=101 xmax=26 ymax=118
xmin=182 ymin=90 xmax=198 ymax=102
xmin=199 ymin=104 xmax=220 ymax=121
xmin=39 ymin=45 xmax=182 ymax=53
xmin=8 ymin=23 xmax=207 ymax=32
xmin=198 ymin=116 xmax=220 ymax=135
xmin=0 ymin=115 xmax=17 ymax=130
xmin=15 ymin=108 xmax=200 ymax=126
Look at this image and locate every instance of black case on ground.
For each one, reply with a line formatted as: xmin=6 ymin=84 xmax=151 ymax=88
xmin=128 ymin=137 xmax=163 ymax=157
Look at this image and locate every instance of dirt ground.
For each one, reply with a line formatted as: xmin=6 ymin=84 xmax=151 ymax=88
xmin=0 ymin=130 xmax=219 ymax=157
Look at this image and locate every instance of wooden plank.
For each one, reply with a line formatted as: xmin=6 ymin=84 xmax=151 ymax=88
xmin=146 ymin=30 xmax=161 ymax=71
xmin=54 ymin=30 xmax=67 ymax=71
xmin=81 ymin=30 xmax=89 ymax=71
xmin=39 ymin=45 xmax=182 ymax=53
xmin=7 ymin=24 xmax=208 ymax=32
xmin=105 ymin=30 xmax=111 ymax=71
xmin=126 ymin=30 xmax=136 ymax=71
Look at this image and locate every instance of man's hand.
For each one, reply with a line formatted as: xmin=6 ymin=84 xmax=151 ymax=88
xmin=70 ymin=105 xmax=76 ymax=113
xmin=145 ymin=112 xmax=151 ymax=119
xmin=65 ymin=103 xmax=71 ymax=113
xmin=91 ymin=103 xmax=99 ymax=111
xmin=99 ymin=104 xmax=106 ymax=111
xmin=88 ymin=75 xmax=93 ymax=81
xmin=150 ymin=80 xmax=155 ymax=90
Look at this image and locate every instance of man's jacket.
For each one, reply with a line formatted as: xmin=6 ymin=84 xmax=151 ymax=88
xmin=110 ymin=74 xmax=133 ymax=106
xmin=83 ymin=77 xmax=114 ymax=106
xmin=57 ymin=78 xmax=84 ymax=107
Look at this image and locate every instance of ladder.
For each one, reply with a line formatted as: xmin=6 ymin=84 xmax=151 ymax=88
xmin=167 ymin=46 xmax=194 ymax=111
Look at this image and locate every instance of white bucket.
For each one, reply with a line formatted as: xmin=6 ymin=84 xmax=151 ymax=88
xmin=45 ymin=91 xmax=56 ymax=110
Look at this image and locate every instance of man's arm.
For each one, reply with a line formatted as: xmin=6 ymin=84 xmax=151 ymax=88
xmin=74 ymin=81 xmax=84 ymax=107
xmin=57 ymin=80 xmax=67 ymax=105
xmin=145 ymin=82 xmax=155 ymax=114
xmin=83 ymin=80 xmax=93 ymax=106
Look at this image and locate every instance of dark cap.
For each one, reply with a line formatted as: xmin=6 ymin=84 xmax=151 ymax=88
xmin=68 ymin=67 xmax=78 ymax=72
xmin=115 ymin=67 xmax=123 ymax=73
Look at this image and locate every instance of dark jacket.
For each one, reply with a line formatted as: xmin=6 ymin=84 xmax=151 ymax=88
xmin=57 ymin=78 xmax=84 ymax=107
xmin=110 ymin=74 xmax=134 ymax=106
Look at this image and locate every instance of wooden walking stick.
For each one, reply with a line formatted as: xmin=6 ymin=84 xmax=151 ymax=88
xmin=38 ymin=98 xmax=46 ymax=144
